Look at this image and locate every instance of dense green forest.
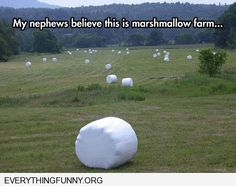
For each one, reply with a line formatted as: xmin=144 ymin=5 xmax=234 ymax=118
xmin=0 ymin=2 xmax=230 ymax=57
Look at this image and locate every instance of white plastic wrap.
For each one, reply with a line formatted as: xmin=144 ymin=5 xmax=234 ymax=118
xmin=187 ymin=55 xmax=192 ymax=60
xmin=105 ymin=64 xmax=112 ymax=70
xmin=52 ymin=57 xmax=57 ymax=62
xmin=153 ymin=54 xmax=157 ymax=58
xmin=164 ymin=54 xmax=170 ymax=62
xmin=84 ymin=59 xmax=90 ymax=64
xmin=42 ymin=58 xmax=47 ymax=62
xmin=106 ymin=75 xmax=117 ymax=84
xmin=75 ymin=117 xmax=138 ymax=169
xmin=122 ymin=78 xmax=134 ymax=87
xmin=25 ymin=62 xmax=32 ymax=68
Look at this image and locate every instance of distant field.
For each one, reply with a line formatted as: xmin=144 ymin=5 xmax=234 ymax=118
xmin=0 ymin=45 xmax=236 ymax=172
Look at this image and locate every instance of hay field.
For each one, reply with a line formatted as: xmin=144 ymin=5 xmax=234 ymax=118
xmin=0 ymin=45 xmax=236 ymax=172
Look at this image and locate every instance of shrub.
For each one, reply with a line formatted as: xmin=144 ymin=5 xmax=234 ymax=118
xmin=86 ymin=83 xmax=102 ymax=91
xmin=199 ymin=49 xmax=227 ymax=77
xmin=119 ymin=90 xmax=145 ymax=101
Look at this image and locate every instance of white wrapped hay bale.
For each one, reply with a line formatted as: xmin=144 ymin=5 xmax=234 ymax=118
xmin=127 ymin=51 xmax=130 ymax=55
xmin=105 ymin=64 xmax=112 ymax=70
xmin=67 ymin=51 xmax=72 ymax=55
xmin=164 ymin=54 xmax=170 ymax=62
xmin=106 ymin=75 xmax=117 ymax=84
xmin=157 ymin=52 xmax=161 ymax=57
xmin=117 ymin=51 xmax=121 ymax=54
xmin=112 ymin=49 xmax=115 ymax=53
xmin=122 ymin=78 xmax=133 ymax=87
xmin=75 ymin=117 xmax=138 ymax=169
xmin=153 ymin=53 xmax=158 ymax=58
xmin=84 ymin=59 xmax=90 ymax=64
xmin=52 ymin=57 xmax=57 ymax=62
xmin=187 ymin=55 xmax=193 ymax=60
xmin=196 ymin=49 xmax=200 ymax=52
xmin=42 ymin=57 xmax=47 ymax=62
xmin=25 ymin=61 xmax=32 ymax=68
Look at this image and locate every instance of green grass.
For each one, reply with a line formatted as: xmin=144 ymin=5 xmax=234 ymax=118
xmin=0 ymin=45 xmax=236 ymax=172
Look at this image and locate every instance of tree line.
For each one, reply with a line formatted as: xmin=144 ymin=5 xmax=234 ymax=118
xmin=0 ymin=2 xmax=235 ymax=61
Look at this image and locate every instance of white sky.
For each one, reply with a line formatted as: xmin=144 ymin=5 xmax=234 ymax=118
xmin=38 ymin=0 xmax=235 ymax=7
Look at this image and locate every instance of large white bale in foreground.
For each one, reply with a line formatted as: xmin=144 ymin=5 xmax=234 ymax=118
xmin=75 ymin=117 xmax=138 ymax=169
xmin=106 ymin=75 xmax=117 ymax=84
xmin=122 ymin=78 xmax=133 ymax=87
xmin=25 ymin=61 xmax=32 ymax=68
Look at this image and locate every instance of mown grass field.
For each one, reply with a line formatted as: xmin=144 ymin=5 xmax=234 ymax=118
xmin=0 ymin=45 xmax=236 ymax=172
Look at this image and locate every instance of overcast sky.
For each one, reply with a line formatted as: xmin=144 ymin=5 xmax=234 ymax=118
xmin=38 ymin=0 xmax=235 ymax=7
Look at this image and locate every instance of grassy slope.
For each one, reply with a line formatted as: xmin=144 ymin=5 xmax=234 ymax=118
xmin=0 ymin=45 xmax=236 ymax=172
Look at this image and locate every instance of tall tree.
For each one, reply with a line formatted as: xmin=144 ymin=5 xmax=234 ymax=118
xmin=0 ymin=20 xmax=18 ymax=62
xmin=33 ymin=30 xmax=61 ymax=53
xmin=127 ymin=33 xmax=146 ymax=46
xmin=147 ymin=30 xmax=165 ymax=46
xmin=175 ymin=33 xmax=194 ymax=44
xmin=214 ymin=3 xmax=236 ymax=49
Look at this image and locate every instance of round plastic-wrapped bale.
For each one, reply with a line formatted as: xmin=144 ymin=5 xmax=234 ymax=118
xmin=25 ymin=61 xmax=32 ymax=68
xmin=106 ymin=75 xmax=117 ymax=84
xmin=122 ymin=78 xmax=133 ymax=87
xmin=52 ymin=57 xmax=57 ymax=62
xmin=75 ymin=117 xmax=138 ymax=169
xmin=84 ymin=59 xmax=90 ymax=64
xmin=42 ymin=57 xmax=47 ymax=62
xmin=164 ymin=54 xmax=170 ymax=62
xmin=105 ymin=64 xmax=112 ymax=70
xmin=187 ymin=55 xmax=192 ymax=60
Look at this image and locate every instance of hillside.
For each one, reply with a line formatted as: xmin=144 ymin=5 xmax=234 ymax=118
xmin=0 ymin=0 xmax=59 ymax=8
xmin=0 ymin=2 xmax=229 ymax=48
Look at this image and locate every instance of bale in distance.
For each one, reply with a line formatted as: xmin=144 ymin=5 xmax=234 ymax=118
xmin=122 ymin=78 xmax=133 ymax=87
xmin=42 ymin=58 xmax=47 ymax=62
xmin=75 ymin=117 xmax=138 ymax=169
xmin=106 ymin=75 xmax=117 ymax=84
xmin=84 ymin=59 xmax=90 ymax=64
xmin=25 ymin=61 xmax=32 ymax=68
xmin=105 ymin=64 xmax=112 ymax=70
xmin=127 ymin=51 xmax=130 ymax=55
xmin=187 ymin=55 xmax=193 ymax=60
xmin=52 ymin=57 xmax=57 ymax=62
xmin=153 ymin=54 xmax=158 ymax=58
xmin=164 ymin=54 xmax=170 ymax=62
xmin=117 ymin=51 xmax=121 ymax=54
